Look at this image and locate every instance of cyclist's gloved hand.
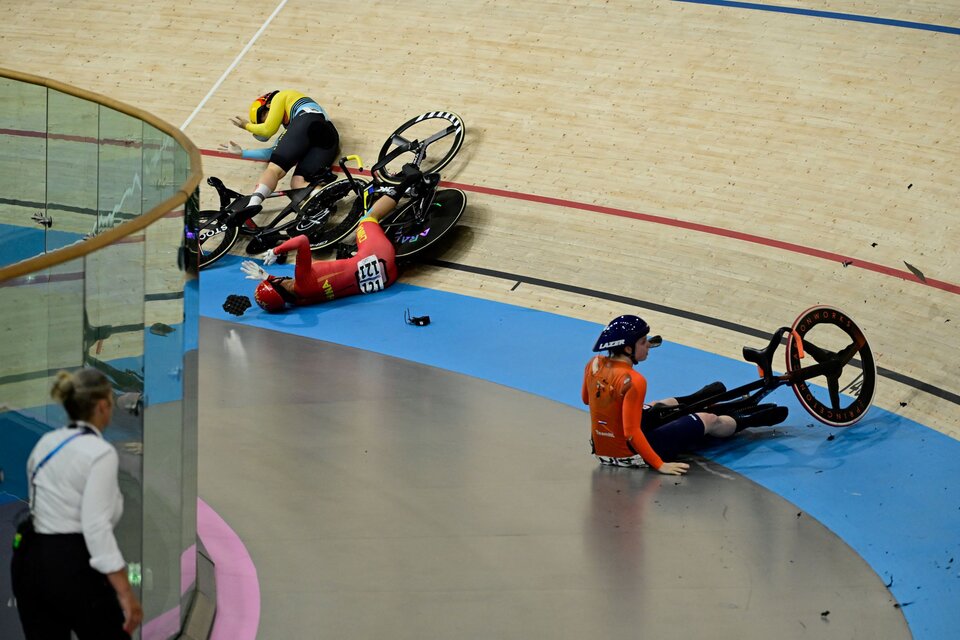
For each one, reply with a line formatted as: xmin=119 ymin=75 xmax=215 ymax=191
xmin=241 ymin=260 xmax=269 ymax=281
xmin=261 ymin=249 xmax=278 ymax=266
xmin=398 ymin=163 xmax=424 ymax=196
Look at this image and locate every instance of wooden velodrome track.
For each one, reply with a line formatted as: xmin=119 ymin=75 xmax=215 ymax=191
xmin=3 ymin=0 xmax=956 ymax=438
xmin=2 ymin=1 xmax=957 ymax=430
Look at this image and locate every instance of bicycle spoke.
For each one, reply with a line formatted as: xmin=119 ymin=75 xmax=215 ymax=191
xmin=192 ymin=210 xmax=239 ymax=269
xmin=421 ymin=125 xmax=456 ymax=147
xmin=828 ymin=376 xmax=842 ymax=411
xmin=299 ymin=178 xmax=368 ymax=249
xmin=800 ymin=338 xmax=832 ymax=364
xmin=836 ymin=340 xmax=861 ymax=367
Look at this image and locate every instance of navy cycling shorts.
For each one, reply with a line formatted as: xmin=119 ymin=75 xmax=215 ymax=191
xmin=642 ymin=413 xmax=706 ymax=460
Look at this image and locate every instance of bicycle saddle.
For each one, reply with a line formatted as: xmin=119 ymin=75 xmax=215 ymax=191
xmin=207 ymin=176 xmax=244 ymax=209
xmin=742 ymin=327 xmax=789 ymax=377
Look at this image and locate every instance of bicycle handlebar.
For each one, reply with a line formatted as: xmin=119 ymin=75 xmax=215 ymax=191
xmin=339 ymin=155 xmax=364 ymax=189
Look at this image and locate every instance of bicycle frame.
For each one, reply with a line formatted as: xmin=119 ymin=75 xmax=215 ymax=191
xmin=338 ymin=140 xmax=447 ymax=241
xmin=204 ymin=173 xmax=332 ymax=235
xmin=192 ymin=111 xmax=464 ymax=268
xmin=653 ymin=322 xmax=869 ymax=426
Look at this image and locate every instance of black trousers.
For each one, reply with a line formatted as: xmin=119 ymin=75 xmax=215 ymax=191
xmin=11 ymin=532 xmax=130 ymax=640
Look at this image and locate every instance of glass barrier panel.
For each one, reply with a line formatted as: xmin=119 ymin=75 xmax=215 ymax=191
xmin=0 ymin=73 xmax=200 ymax=640
xmin=0 ymin=79 xmax=48 ymax=268
xmin=98 ymin=106 xmax=144 ymax=232
xmin=45 ymin=89 xmax=99 ymax=254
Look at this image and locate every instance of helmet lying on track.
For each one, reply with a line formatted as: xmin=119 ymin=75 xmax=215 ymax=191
xmin=249 ymin=91 xmax=279 ymax=124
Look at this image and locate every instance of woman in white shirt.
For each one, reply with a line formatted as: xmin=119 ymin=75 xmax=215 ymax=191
xmin=11 ymin=368 xmax=142 ymax=639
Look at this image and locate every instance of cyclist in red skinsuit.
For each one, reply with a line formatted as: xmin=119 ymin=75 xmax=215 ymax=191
xmin=256 ymin=216 xmax=397 ymax=309
xmin=241 ymin=167 xmax=422 ymax=312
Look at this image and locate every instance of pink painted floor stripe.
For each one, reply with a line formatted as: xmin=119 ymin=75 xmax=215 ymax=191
xmin=142 ymin=604 xmax=180 ymax=640
xmin=198 ymin=497 xmax=260 ymax=640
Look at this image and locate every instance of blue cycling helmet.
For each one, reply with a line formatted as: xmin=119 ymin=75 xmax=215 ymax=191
xmin=593 ymin=315 xmax=650 ymax=352
xmin=593 ymin=315 xmax=662 ymax=363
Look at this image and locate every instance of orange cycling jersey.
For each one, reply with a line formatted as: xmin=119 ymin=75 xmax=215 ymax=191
xmin=581 ymin=356 xmax=664 ymax=469
xmin=272 ymin=218 xmax=398 ymax=305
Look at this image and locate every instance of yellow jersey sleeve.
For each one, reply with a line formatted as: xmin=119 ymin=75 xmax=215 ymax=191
xmin=244 ymin=90 xmax=307 ymax=138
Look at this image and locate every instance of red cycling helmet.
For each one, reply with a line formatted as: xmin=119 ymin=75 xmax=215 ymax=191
xmin=254 ymin=277 xmax=292 ymax=312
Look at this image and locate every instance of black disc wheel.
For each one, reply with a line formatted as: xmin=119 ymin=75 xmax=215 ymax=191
xmin=290 ymin=178 xmax=369 ymax=250
xmin=194 ymin=210 xmax=238 ymax=269
xmin=381 ymin=189 xmax=467 ymax=259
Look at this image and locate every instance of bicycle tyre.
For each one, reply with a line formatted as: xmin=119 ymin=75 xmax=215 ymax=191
xmin=377 ymin=112 xmax=465 ymax=182
xmin=381 ymin=188 xmax=467 ymax=259
xmin=784 ymin=305 xmax=877 ymax=427
xmin=195 ymin=210 xmax=239 ymax=269
xmin=293 ymin=178 xmax=370 ymax=249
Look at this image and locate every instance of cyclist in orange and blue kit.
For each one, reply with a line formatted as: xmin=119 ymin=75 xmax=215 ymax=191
xmin=220 ymin=89 xmax=339 ymax=210
xmin=583 ymin=315 xmax=788 ymax=475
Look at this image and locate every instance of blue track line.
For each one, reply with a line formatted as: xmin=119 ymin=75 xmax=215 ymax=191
xmin=674 ymin=0 xmax=960 ymax=35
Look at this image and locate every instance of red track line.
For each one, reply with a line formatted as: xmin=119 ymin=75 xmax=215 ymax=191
xmin=4 ymin=129 xmax=952 ymax=293
xmin=0 ymin=127 xmax=150 ymax=149
xmin=201 ymin=148 xmax=959 ymax=295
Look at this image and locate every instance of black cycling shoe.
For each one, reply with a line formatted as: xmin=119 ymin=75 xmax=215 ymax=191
xmin=226 ymin=195 xmax=253 ymax=214
xmin=226 ymin=195 xmax=264 ymax=218
xmin=732 ymin=404 xmax=789 ymax=431
xmin=711 ymin=396 xmax=758 ymax=415
xmin=675 ymin=381 xmax=727 ymax=408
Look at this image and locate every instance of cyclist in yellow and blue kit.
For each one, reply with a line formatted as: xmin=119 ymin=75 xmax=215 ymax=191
xmin=220 ymin=89 xmax=339 ymax=210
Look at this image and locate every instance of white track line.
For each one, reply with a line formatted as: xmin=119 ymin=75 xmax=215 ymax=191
xmin=180 ymin=0 xmax=291 ymax=131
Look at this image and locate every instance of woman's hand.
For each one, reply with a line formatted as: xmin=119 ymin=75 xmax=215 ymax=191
xmin=656 ymin=462 xmax=690 ymax=476
xmin=218 ymin=141 xmax=243 ymax=156
xmin=119 ymin=590 xmax=143 ymax=634
xmin=230 ymin=115 xmax=247 ymax=129
xmin=107 ymin=568 xmax=143 ymax=634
